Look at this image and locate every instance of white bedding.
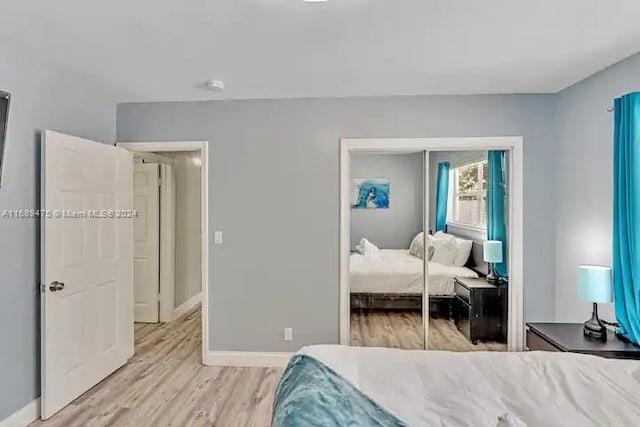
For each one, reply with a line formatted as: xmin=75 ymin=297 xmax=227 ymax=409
xmin=299 ymin=345 xmax=640 ymax=427
xmin=350 ymin=249 xmax=478 ymax=295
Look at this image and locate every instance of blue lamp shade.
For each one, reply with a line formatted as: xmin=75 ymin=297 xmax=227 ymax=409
xmin=483 ymin=240 xmax=503 ymax=263
xmin=577 ymin=265 xmax=613 ymax=303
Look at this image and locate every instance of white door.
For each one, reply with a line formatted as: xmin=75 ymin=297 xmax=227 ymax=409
xmin=41 ymin=130 xmax=134 ymax=419
xmin=133 ymin=163 xmax=160 ymax=323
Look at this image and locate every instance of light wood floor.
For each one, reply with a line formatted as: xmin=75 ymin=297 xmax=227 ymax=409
xmin=351 ymin=310 xmax=424 ymax=349
xmin=31 ymin=306 xmax=282 ymax=427
xmin=350 ymin=310 xmax=507 ymax=352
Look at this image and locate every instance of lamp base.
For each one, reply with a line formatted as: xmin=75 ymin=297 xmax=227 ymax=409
xmin=486 ymin=263 xmax=500 ymax=285
xmin=583 ymin=303 xmax=607 ymax=342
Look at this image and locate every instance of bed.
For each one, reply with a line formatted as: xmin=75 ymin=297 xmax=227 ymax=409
xmin=350 ymin=247 xmax=481 ymax=314
xmin=272 ymin=345 xmax=640 ymax=427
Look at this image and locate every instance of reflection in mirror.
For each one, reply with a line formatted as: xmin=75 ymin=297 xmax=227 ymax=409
xmin=349 ymin=152 xmax=424 ymax=349
xmin=427 ymin=150 xmax=508 ymax=351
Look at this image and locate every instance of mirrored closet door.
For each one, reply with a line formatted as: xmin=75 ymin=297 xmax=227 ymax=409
xmin=348 ymin=152 xmax=425 ymax=349
xmin=426 ymin=150 xmax=508 ymax=352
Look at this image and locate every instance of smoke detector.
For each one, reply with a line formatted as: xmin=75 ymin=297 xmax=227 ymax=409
xmin=204 ymin=80 xmax=225 ymax=92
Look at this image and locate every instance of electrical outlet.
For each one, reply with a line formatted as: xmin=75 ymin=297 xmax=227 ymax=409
xmin=283 ymin=328 xmax=293 ymax=342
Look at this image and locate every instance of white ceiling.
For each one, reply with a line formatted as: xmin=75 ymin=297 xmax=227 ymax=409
xmin=3 ymin=0 xmax=640 ymax=102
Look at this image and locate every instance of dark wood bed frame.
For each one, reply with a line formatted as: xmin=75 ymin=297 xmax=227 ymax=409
xmin=350 ymin=239 xmax=487 ymax=317
xmin=350 ymin=293 xmax=454 ymax=318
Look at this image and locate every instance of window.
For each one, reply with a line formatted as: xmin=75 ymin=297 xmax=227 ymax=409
xmin=448 ymin=161 xmax=487 ymax=229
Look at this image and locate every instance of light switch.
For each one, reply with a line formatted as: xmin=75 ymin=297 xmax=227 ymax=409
xmin=284 ymin=328 xmax=293 ymax=342
xmin=214 ymin=231 xmax=223 ymax=244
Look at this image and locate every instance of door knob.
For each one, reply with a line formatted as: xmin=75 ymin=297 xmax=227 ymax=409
xmin=49 ymin=281 xmax=65 ymax=292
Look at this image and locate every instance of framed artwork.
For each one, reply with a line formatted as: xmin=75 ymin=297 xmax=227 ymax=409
xmin=351 ymin=179 xmax=389 ymax=209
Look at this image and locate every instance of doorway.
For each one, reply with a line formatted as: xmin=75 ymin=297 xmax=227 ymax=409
xmin=340 ymin=137 xmax=524 ymax=352
xmin=132 ymin=151 xmax=203 ymax=325
xmin=119 ymin=141 xmax=210 ymax=363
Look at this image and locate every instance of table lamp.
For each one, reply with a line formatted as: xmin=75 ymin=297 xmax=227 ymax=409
xmin=577 ymin=265 xmax=613 ymax=342
xmin=483 ymin=240 xmax=503 ymax=285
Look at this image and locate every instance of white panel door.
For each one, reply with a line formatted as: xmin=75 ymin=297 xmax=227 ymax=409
xmin=41 ymin=130 xmax=134 ymax=419
xmin=133 ymin=163 xmax=160 ymax=323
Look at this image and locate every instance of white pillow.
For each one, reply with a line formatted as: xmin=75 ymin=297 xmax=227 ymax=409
xmin=433 ymin=232 xmax=473 ymax=267
xmin=355 ymin=238 xmax=379 ymax=256
xmin=408 ymin=232 xmax=425 ymax=259
xmin=453 ymin=238 xmax=473 ymax=267
xmin=431 ymin=233 xmax=457 ymax=266
xmin=433 ymin=231 xmax=449 ymax=240
xmin=409 ymin=232 xmax=435 ymax=260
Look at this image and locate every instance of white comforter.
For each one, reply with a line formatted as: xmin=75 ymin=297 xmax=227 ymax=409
xmin=299 ymin=345 xmax=640 ymax=427
xmin=350 ymin=249 xmax=478 ymax=295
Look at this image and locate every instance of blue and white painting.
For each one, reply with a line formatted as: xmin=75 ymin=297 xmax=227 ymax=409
xmin=351 ymin=179 xmax=390 ymax=209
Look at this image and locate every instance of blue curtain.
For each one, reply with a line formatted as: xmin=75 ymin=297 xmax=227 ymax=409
xmin=435 ymin=162 xmax=450 ymax=232
xmin=487 ymin=151 xmax=507 ymax=277
xmin=613 ymin=92 xmax=640 ymax=344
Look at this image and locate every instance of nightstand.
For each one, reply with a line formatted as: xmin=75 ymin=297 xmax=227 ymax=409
xmin=526 ymin=323 xmax=640 ymax=359
xmin=453 ymin=277 xmax=507 ymax=345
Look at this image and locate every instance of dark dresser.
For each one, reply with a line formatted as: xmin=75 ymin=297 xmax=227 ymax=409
xmin=453 ymin=277 xmax=507 ymax=344
xmin=526 ymin=323 xmax=640 ymax=359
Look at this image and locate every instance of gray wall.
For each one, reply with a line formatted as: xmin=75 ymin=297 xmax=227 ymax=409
xmin=350 ymin=153 xmax=423 ymax=250
xmin=554 ymin=52 xmax=640 ymax=323
xmin=0 ymin=50 xmax=116 ymax=419
xmin=117 ymin=94 xmax=558 ymax=353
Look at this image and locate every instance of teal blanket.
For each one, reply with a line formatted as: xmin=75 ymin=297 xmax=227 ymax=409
xmin=272 ymin=354 xmax=407 ymax=427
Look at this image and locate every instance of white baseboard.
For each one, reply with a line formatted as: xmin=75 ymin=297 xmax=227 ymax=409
xmin=0 ymin=398 xmax=40 ymax=427
xmin=172 ymin=292 xmax=202 ymax=321
xmin=204 ymin=351 xmax=292 ymax=368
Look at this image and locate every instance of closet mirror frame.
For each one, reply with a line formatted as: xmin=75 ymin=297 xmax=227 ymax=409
xmin=340 ymin=137 xmax=524 ymax=352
